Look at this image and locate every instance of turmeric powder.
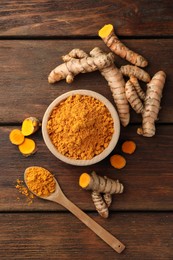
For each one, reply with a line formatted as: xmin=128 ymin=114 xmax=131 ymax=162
xmin=15 ymin=179 xmax=34 ymax=205
xmin=25 ymin=166 xmax=56 ymax=197
xmin=21 ymin=117 xmax=40 ymax=136
xmin=47 ymin=94 xmax=114 ymax=160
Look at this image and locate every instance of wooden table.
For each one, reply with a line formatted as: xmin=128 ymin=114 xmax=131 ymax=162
xmin=0 ymin=1 xmax=173 ymax=259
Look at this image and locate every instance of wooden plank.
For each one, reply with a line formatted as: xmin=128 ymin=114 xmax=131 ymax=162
xmin=1 ymin=125 xmax=173 ymax=211
xmin=0 ymin=1 xmax=172 ymax=37
xmin=0 ymin=212 xmax=172 ymax=259
xmin=0 ymin=39 xmax=172 ymax=123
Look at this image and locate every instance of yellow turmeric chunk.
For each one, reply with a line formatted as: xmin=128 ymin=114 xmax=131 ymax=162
xmin=110 ymin=154 xmax=126 ymax=169
xmin=18 ymin=138 xmax=36 ymax=157
xmin=122 ymin=141 xmax=136 ymax=154
xmin=21 ymin=117 xmax=40 ymax=136
xmin=98 ymin=24 xmax=113 ymax=38
xmin=9 ymin=129 xmax=25 ymax=145
xmin=79 ymin=173 xmax=91 ymax=188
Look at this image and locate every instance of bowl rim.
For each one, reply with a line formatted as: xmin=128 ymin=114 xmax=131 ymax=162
xmin=42 ymin=89 xmax=120 ymax=166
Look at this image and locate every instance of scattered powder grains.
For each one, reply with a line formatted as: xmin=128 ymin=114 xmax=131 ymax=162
xmin=25 ymin=167 xmax=56 ymax=197
xmin=47 ymin=94 xmax=114 ymax=160
xmin=18 ymin=138 xmax=37 ymax=157
xmin=15 ymin=179 xmax=34 ymax=205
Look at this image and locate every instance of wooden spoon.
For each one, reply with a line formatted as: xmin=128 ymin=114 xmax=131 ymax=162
xmin=24 ymin=166 xmax=125 ymax=254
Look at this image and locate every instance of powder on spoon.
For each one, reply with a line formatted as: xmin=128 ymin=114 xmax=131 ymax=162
xmin=25 ymin=166 xmax=56 ymax=197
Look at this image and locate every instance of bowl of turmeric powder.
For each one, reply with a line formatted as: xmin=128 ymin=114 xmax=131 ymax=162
xmin=42 ymin=90 xmax=120 ymax=166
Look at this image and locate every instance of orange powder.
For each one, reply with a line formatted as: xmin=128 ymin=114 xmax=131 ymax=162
xmin=47 ymin=94 xmax=114 ymax=160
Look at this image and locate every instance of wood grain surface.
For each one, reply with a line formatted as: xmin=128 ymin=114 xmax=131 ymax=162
xmin=0 ymin=1 xmax=173 ymax=259
xmin=0 ymin=213 xmax=172 ymax=260
xmin=0 ymin=124 xmax=172 ymax=211
xmin=0 ymin=0 xmax=172 ymax=37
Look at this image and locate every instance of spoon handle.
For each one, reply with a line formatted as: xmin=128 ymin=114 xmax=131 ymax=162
xmin=57 ymin=195 xmax=125 ymax=254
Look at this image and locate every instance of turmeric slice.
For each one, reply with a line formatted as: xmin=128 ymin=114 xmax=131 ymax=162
xmin=110 ymin=154 xmax=126 ymax=169
xmin=9 ymin=129 xmax=25 ymax=145
xmin=122 ymin=141 xmax=136 ymax=154
xmin=21 ymin=117 xmax=40 ymax=136
xmin=18 ymin=138 xmax=37 ymax=157
xmin=79 ymin=172 xmax=91 ymax=189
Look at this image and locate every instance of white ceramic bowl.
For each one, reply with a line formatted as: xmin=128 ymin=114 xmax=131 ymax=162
xmin=42 ymin=89 xmax=120 ymax=166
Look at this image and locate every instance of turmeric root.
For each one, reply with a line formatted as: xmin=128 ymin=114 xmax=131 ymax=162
xmin=125 ymin=79 xmax=144 ymax=114
xmin=120 ymin=65 xmax=150 ymax=83
xmin=9 ymin=129 xmax=25 ymax=145
xmin=48 ymin=48 xmax=115 ymax=84
xmin=79 ymin=171 xmax=124 ymax=194
xmin=62 ymin=48 xmax=88 ymax=62
xmin=137 ymin=71 xmax=166 ymax=137
xmin=122 ymin=140 xmax=136 ymax=154
xmin=103 ymin=192 xmax=112 ymax=208
xmin=98 ymin=24 xmax=148 ymax=67
xmin=130 ymin=76 xmax=146 ymax=101
xmin=91 ymin=191 xmax=109 ymax=218
xmin=110 ymin=154 xmax=126 ymax=169
xmin=90 ymin=47 xmax=130 ymax=127
xmin=18 ymin=138 xmax=37 ymax=157
xmin=21 ymin=117 xmax=40 ymax=136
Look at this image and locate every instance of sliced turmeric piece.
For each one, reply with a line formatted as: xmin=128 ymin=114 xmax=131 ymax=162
xmin=21 ymin=117 xmax=40 ymax=136
xmin=110 ymin=154 xmax=126 ymax=169
xmin=79 ymin=173 xmax=91 ymax=189
xmin=18 ymin=138 xmax=37 ymax=157
xmin=122 ymin=141 xmax=136 ymax=154
xmin=9 ymin=129 xmax=25 ymax=145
